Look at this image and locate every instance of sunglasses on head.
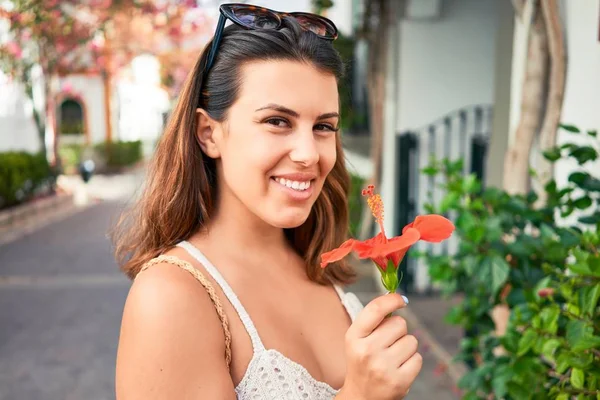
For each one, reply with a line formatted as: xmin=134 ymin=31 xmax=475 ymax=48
xmin=205 ymin=3 xmax=339 ymax=72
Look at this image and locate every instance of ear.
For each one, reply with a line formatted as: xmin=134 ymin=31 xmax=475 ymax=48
xmin=196 ymin=108 xmax=222 ymax=158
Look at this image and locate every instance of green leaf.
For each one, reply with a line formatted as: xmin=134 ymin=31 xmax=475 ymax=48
xmin=556 ymin=352 xmax=570 ymax=373
xmin=421 ymin=166 xmax=438 ymax=176
xmin=579 ymin=284 xmax=600 ymax=316
xmin=570 ymin=145 xmax=598 ymax=164
xmin=458 ymin=369 xmax=481 ymax=390
xmin=518 ymin=328 xmax=537 ymax=356
xmin=569 ymin=261 xmax=593 ymax=275
xmin=491 ymin=364 xmax=512 ymax=399
xmin=556 ymin=394 xmax=569 ymax=400
xmin=543 ymin=148 xmax=562 ymax=162
xmin=506 ymin=382 xmax=529 ymax=399
xmin=462 ymin=173 xmax=480 ymax=193
xmin=456 ymin=212 xmax=477 ymax=232
xmin=569 ymin=171 xmax=589 ymax=185
xmin=440 ymin=191 xmax=460 ymax=213
xmin=444 ymin=305 xmax=463 ymax=324
xmin=539 ymin=306 xmax=559 ymax=334
xmin=462 ymin=255 xmax=479 ymax=277
xmin=563 ymin=352 xmax=593 ymax=369
xmin=572 ymin=336 xmax=600 ymax=352
xmin=579 ymin=211 xmax=600 ymax=225
xmin=560 ymin=123 xmax=581 ymax=133
xmin=571 ymin=368 xmax=584 ymax=390
xmin=573 ymin=196 xmax=593 ymax=209
xmin=567 ymin=320 xmax=592 ymax=346
xmin=587 ymin=129 xmax=597 ymax=137
xmin=478 ymin=255 xmax=510 ymax=296
xmin=541 ymin=338 xmax=562 ymax=360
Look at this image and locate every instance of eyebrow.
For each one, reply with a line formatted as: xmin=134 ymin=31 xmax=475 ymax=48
xmin=255 ymin=103 xmax=340 ymax=120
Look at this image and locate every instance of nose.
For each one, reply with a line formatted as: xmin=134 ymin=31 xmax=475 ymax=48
xmin=289 ymin=129 xmax=319 ymax=167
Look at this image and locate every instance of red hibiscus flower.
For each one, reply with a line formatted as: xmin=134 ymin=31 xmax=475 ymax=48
xmin=320 ymin=185 xmax=455 ymax=291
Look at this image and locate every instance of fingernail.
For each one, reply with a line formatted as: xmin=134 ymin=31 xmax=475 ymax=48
xmin=402 ymin=295 xmax=409 ymax=305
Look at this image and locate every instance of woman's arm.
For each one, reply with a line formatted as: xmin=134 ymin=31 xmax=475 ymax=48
xmin=115 ymin=262 xmax=236 ymax=399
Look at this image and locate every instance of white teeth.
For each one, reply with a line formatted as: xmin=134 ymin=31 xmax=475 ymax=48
xmin=274 ymin=177 xmax=312 ymax=191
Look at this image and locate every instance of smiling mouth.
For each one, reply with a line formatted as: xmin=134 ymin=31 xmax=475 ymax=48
xmin=272 ymin=177 xmax=313 ymax=191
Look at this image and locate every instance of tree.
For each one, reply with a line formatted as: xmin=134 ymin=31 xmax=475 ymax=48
xmin=0 ymin=0 xmax=202 ymax=158
xmin=496 ymin=0 xmax=567 ymax=341
xmin=503 ymin=0 xmax=566 ymax=199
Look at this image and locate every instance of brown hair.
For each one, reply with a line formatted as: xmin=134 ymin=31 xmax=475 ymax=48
xmin=112 ymin=19 xmax=356 ymax=285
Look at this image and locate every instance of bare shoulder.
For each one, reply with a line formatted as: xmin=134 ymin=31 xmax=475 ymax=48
xmin=115 ymin=260 xmax=235 ymax=400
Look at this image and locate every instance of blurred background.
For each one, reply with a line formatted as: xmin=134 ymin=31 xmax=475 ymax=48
xmin=1 ymin=0 xmax=599 ymax=399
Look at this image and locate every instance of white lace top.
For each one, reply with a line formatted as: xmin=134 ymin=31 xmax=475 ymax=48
xmin=176 ymin=241 xmax=365 ymax=400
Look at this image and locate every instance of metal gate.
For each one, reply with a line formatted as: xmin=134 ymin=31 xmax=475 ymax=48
xmin=394 ymin=106 xmax=493 ymax=293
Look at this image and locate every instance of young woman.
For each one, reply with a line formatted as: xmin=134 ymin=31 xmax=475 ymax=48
xmin=114 ymin=4 xmax=422 ymax=399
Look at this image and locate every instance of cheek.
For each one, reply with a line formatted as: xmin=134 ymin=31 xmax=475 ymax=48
xmin=221 ymin=134 xmax=283 ymax=185
xmin=319 ymin=138 xmax=338 ymax=176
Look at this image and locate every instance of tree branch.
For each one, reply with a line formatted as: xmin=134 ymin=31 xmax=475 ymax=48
xmin=511 ymin=0 xmax=526 ymax=18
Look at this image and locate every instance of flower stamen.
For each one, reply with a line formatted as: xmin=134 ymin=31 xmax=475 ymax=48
xmin=362 ymin=185 xmax=386 ymax=237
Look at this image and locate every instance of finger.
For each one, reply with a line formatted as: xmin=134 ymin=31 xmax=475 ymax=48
xmin=386 ymin=334 xmax=418 ymax=368
xmin=349 ymin=293 xmax=407 ymax=339
xmin=393 ymin=352 xmax=423 ymax=392
xmin=366 ymin=315 xmax=408 ymax=348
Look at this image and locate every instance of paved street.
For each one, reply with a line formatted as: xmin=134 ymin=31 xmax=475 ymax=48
xmin=0 ymin=195 xmax=459 ymax=400
xmin=0 ymin=201 xmax=130 ymax=400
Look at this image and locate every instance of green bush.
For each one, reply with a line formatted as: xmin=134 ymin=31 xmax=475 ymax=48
xmin=0 ymin=151 xmax=53 ymax=209
xmin=348 ymin=173 xmax=365 ymax=237
xmin=58 ymin=143 xmax=84 ymax=173
xmin=421 ymin=124 xmax=600 ymax=399
xmin=94 ymin=140 xmax=142 ymax=168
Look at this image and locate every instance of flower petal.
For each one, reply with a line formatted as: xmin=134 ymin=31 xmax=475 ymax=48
xmin=402 ymin=215 xmax=455 ymax=242
xmin=320 ymin=239 xmax=358 ymax=268
xmin=360 ymin=228 xmax=420 ymax=263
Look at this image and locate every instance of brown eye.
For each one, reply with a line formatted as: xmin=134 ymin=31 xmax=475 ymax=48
xmin=314 ymin=123 xmax=338 ymax=133
xmin=265 ymin=117 xmax=290 ymax=128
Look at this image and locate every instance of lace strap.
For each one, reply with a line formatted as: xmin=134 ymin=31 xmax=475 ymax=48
xmin=139 ymin=255 xmax=232 ymax=368
xmin=177 ymin=241 xmax=265 ymax=352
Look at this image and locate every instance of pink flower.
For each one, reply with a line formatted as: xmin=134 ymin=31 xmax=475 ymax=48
xmin=6 ymin=41 xmax=22 ymax=59
xmin=538 ymin=288 xmax=555 ymax=298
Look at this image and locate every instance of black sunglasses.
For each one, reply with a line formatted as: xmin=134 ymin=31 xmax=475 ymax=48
xmin=205 ymin=3 xmax=338 ymax=72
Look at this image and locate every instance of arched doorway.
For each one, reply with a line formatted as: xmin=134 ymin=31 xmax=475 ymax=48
xmin=58 ymin=97 xmax=87 ymax=145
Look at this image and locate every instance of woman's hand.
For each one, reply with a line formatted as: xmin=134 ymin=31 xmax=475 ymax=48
xmin=337 ymin=293 xmax=422 ymax=400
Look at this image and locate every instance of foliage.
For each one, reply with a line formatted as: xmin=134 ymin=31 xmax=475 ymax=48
xmin=421 ymin=124 xmax=600 ymax=399
xmin=58 ymin=140 xmax=142 ymax=174
xmin=0 ymin=0 xmax=204 ymax=143
xmin=0 ymin=151 xmax=54 ymax=209
xmin=93 ymin=140 xmax=143 ymax=169
xmin=348 ymin=173 xmax=366 ymax=236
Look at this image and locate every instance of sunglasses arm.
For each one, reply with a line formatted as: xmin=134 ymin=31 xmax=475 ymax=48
xmin=206 ymin=13 xmax=227 ymax=72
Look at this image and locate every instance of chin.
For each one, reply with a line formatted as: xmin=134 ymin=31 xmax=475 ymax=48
xmin=268 ymin=208 xmax=312 ymax=229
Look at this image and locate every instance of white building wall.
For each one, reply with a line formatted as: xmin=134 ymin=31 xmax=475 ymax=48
xmin=382 ymin=0 xmax=499 ymax=236
xmin=377 ymin=0 xmax=499 ymax=292
xmin=554 ymin=0 xmax=600 ymax=204
xmin=0 ymin=78 xmax=42 ymax=153
xmin=507 ymin=0 xmax=600 ymax=226
xmin=57 ymin=75 xmax=106 ymax=145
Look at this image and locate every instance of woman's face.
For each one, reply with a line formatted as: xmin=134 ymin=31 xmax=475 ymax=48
xmin=202 ymin=60 xmax=339 ymax=229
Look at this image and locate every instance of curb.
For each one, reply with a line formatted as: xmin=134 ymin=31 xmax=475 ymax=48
xmin=0 ymin=193 xmax=88 ymax=247
xmin=368 ymin=268 xmax=468 ymax=385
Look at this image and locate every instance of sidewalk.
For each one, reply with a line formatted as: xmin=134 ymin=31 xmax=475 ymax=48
xmin=348 ymin=265 xmax=463 ymax=399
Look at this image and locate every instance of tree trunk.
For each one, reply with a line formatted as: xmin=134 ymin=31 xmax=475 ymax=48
xmin=534 ymin=0 xmax=566 ymax=205
xmin=502 ymin=5 xmax=548 ymax=195
xmin=495 ymin=1 xmax=549 ymax=345
xmin=358 ymin=0 xmax=391 ymax=240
